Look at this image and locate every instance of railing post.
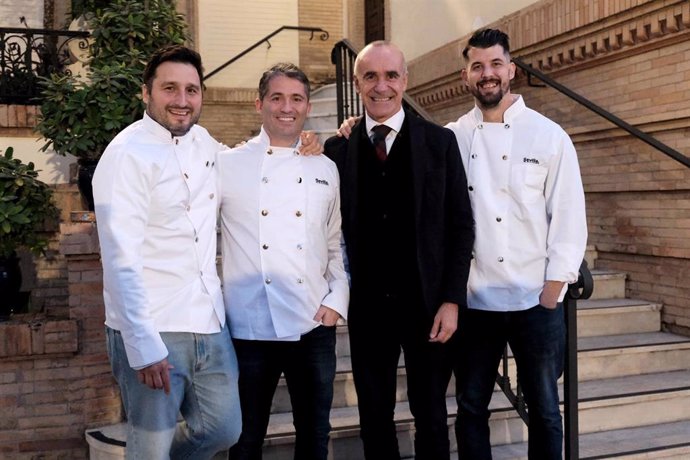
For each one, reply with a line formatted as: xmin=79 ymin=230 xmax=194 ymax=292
xmin=563 ymin=259 xmax=593 ymax=460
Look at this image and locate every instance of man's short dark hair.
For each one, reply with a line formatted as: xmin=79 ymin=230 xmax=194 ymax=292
xmin=462 ymin=28 xmax=511 ymax=60
xmin=143 ymin=45 xmax=204 ymax=90
xmin=258 ymin=63 xmax=311 ymax=101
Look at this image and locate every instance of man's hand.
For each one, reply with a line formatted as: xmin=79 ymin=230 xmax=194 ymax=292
xmin=539 ymin=280 xmax=566 ymax=309
xmin=336 ymin=116 xmax=361 ymax=139
xmin=299 ymin=131 xmax=323 ymax=156
xmin=314 ymin=305 xmax=341 ymax=327
xmin=429 ymin=302 xmax=458 ymax=343
xmin=137 ymin=358 xmax=174 ymax=394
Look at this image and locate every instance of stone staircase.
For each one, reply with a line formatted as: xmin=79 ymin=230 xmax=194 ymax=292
xmin=304 ymin=83 xmax=340 ymax=145
xmin=260 ymin=246 xmax=690 ymax=459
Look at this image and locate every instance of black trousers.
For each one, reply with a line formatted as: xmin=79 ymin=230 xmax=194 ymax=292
xmin=229 ymin=326 xmax=337 ymax=460
xmin=348 ymin=292 xmax=454 ymax=460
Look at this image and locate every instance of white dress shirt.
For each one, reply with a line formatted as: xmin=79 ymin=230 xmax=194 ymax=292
xmin=446 ymin=95 xmax=587 ymax=311
xmin=218 ymin=127 xmax=349 ymax=341
xmin=364 ymin=107 xmax=405 ymax=154
xmin=94 ymin=113 xmax=225 ymax=368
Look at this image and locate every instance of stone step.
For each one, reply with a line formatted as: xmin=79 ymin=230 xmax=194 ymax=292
xmin=311 ymin=83 xmax=338 ymax=100
xmin=577 ymin=298 xmax=661 ymax=337
xmin=334 ymin=298 xmax=662 ymax=361
xmin=307 ymin=97 xmax=338 ymax=115
xmin=304 ymin=112 xmax=337 ymax=132
xmin=263 ymin=371 xmax=690 ymax=459
xmin=589 ymin=269 xmax=627 ymax=300
xmin=489 ymin=420 xmax=690 ymax=459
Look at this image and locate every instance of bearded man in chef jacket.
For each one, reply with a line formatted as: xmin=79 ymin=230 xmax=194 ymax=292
xmin=218 ymin=62 xmax=349 ymax=460
xmin=447 ymin=28 xmax=588 ymax=460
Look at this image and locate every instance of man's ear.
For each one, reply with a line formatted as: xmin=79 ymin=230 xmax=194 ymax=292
xmin=142 ymin=84 xmax=149 ymax=104
xmin=255 ymin=98 xmax=262 ymax=113
xmin=460 ymin=68 xmax=469 ymax=86
xmin=353 ymin=75 xmax=361 ymax=94
xmin=509 ymin=62 xmax=516 ymax=81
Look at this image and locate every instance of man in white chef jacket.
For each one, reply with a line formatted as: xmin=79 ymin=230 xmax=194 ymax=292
xmin=218 ymin=63 xmax=349 ymax=460
xmin=447 ymin=29 xmax=588 ymax=459
xmin=93 ymin=45 xmax=241 ymax=459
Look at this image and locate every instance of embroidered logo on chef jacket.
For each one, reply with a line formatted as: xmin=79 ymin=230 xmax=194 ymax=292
xmin=315 ymin=178 xmax=330 ymax=186
xmin=523 ymin=157 xmax=540 ymax=164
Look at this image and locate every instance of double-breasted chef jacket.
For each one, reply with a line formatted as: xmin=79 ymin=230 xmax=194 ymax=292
xmin=218 ymin=127 xmax=349 ymax=341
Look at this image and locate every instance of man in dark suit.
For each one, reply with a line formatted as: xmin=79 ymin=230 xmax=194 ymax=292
xmin=324 ymin=41 xmax=474 ymax=460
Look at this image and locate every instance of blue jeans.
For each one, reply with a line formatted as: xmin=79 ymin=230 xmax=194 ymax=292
xmin=229 ymin=325 xmax=337 ymax=460
xmin=106 ymin=325 xmax=241 ymax=460
xmin=455 ymin=304 xmax=565 ymax=460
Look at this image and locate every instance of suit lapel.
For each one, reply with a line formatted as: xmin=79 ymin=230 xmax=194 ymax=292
xmin=406 ymin=112 xmax=426 ymax=227
xmin=344 ymin=120 xmax=366 ymax=235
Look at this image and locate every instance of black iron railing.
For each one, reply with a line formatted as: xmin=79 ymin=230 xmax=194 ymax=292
xmin=0 ymin=27 xmax=90 ymax=105
xmin=513 ymin=58 xmax=690 ymax=169
xmin=330 ymin=39 xmax=435 ymax=126
xmin=203 ymin=26 xmax=330 ymax=82
xmin=331 ymin=39 xmax=600 ymax=459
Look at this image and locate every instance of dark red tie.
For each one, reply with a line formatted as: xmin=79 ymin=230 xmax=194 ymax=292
xmin=372 ymin=124 xmax=392 ymax=162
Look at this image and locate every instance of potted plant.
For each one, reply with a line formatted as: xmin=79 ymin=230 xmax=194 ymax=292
xmin=35 ymin=0 xmax=188 ymax=210
xmin=0 ymin=147 xmax=59 ymax=319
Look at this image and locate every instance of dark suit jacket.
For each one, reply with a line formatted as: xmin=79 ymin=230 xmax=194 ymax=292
xmin=325 ymin=110 xmax=474 ymax=318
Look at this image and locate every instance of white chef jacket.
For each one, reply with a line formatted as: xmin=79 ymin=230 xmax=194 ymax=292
xmin=446 ymin=95 xmax=587 ymax=311
xmin=218 ymin=127 xmax=349 ymax=341
xmin=93 ymin=112 xmax=225 ymax=369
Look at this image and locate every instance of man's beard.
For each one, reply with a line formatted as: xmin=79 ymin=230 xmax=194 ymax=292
xmin=470 ymin=79 xmax=506 ymax=109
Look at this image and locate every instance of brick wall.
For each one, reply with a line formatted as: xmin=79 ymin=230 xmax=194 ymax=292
xmin=201 ymin=88 xmax=261 ymax=147
xmin=0 ymin=222 xmax=121 ymax=458
xmin=298 ymin=0 xmax=343 ymax=85
xmin=406 ymin=0 xmax=690 ymax=336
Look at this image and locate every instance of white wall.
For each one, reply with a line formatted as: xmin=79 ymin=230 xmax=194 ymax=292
xmin=0 ymin=138 xmax=74 ymax=185
xmin=198 ymin=0 xmax=300 ymax=89
xmin=0 ymin=0 xmax=43 ymax=27
xmin=390 ymin=0 xmax=537 ymax=61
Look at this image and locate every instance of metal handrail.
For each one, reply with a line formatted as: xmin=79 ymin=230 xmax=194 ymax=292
xmin=330 ymin=39 xmax=435 ymax=126
xmin=513 ymin=57 xmax=690 ymax=169
xmin=203 ymin=26 xmax=329 ymax=82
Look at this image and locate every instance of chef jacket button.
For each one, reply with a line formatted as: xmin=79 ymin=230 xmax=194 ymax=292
xmin=296 ymin=210 xmax=303 ymax=217
xmin=265 ymin=278 xmax=271 ymax=284
xmin=267 ymin=149 xmax=273 ymax=155
xmin=504 ymin=123 xmax=510 ymax=129
xmin=297 ymin=278 xmax=304 ymax=284
xmin=185 ymin=205 xmax=191 ymax=212
xmin=498 ymin=257 xmax=504 ymax=263
xmin=297 ymin=177 xmax=302 ymax=183
xmin=262 ymin=244 xmax=269 ymax=250
xmin=294 ymin=150 xmax=299 ymax=156
xmin=502 ymin=155 xmax=508 ymax=160
xmin=468 ymin=186 xmax=474 ymax=191
xmin=478 ymin=124 xmax=483 ymax=129
xmin=471 ymin=153 xmax=477 ymax=159
xmin=296 ymin=244 xmax=303 ymax=250
xmin=496 ymin=217 xmax=502 ymax=222
xmin=209 ymin=193 xmax=214 ymax=199
xmin=206 ymin=161 xmax=210 ymax=167
xmin=262 ymin=177 xmax=269 ymax=183
xmin=195 ymin=237 xmax=199 ymax=242
xmin=261 ymin=209 xmax=269 ymax=216
xmin=200 ymin=271 xmax=204 ymax=276
xmin=175 ymin=139 xmax=179 ymax=145
xmin=183 ymin=173 xmax=189 ymax=179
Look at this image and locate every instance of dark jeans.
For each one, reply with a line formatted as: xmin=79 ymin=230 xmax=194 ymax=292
xmin=349 ymin=294 xmax=454 ymax=460
xmin=455 ymin=304 xmax=565 ymax=460
xmin=229 ymin=325 xmax=337 ymax=460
